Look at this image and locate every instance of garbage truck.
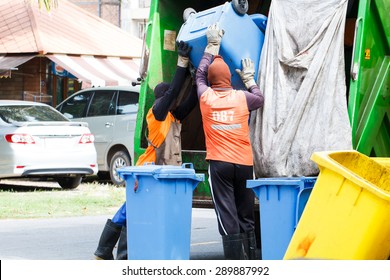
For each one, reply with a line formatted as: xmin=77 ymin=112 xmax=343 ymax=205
xmin=133 ymin=0 xmax=389 ymax=206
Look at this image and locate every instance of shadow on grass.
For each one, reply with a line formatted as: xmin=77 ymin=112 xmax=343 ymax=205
xmin=0 ymin=175 xmax=115 ymax=192
xmin=0 ymin=181 xmax=60 ymax=192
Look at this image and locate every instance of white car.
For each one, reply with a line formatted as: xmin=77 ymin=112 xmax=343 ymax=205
xmin=0 ymin=100 xmax=98 ymax=189
xmin=56 ymin=85 xmax=140 ymax=186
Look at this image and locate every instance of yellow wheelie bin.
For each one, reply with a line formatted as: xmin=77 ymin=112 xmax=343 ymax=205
xmin=284 ymin=150 xmax=390 ymax=260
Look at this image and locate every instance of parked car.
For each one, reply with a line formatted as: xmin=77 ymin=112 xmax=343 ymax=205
xmin=0 ymin=100 xmax=98 ymax=189
xmin=56 ymin=85 xmax=140 ymax=186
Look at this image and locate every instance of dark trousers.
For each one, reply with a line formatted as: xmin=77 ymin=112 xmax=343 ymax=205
xmin=208 ymin=160 xmax=255 ymax=236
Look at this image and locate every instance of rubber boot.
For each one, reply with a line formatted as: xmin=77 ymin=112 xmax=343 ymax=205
xmin=242 ymin=231 xmax=258 ymax=260
xmin=116 ymin=226 xmax=127 ymax=260
xmin=94 ymin=219 xmax=122 ymax=260
xmin=222 ymin=233 xmax=247 ymax=260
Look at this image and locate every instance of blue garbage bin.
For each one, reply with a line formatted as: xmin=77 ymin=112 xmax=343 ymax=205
xmin=246 ymin=177 xmax=317 ymax=260
xmin=177 ymin=2 xmax=267 ymax=90
xmin=117 ymin=163 xmax=204 ymax=260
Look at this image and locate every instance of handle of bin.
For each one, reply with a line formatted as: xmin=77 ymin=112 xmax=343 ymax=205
xmin=182 ymin=162 xmax=194 ymax=169
xmin=295 ymin=186 xmax=313 ymax=228
xmin=153 ymin=173 xmax=205 ymax=182
xmin=151 ymin=162 xmax=195 ymax=179
xmin=295 ymin=187 xmax=305 ymax=228
xmin=249 ymin=14 xmax=268 ymax=33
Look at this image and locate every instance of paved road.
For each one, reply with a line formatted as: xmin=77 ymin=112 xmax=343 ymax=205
xmin=0 ymin=208 xmax=224 ymax=260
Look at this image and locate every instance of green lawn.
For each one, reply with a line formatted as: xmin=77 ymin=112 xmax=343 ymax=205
xmin=0 ymin=181 xmax=125 ymax=219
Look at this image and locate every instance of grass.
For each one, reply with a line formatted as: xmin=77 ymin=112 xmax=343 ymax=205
xmin=0 ymin=180 xmax=125 ymax=219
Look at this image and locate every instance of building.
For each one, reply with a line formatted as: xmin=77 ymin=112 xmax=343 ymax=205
xmin=69 ymin=0 xmax=151 ymax=40
xmin=0 ymin=0 xmax=143 ymax=106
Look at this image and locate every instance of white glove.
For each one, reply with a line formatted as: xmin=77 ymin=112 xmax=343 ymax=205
xmin=235 ymin=58 xmax=256 ymax=89
xmin=205 ymin=23 xmax=225 ymax=56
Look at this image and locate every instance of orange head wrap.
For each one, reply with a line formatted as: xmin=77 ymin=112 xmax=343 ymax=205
xmin=207 ymin=55 xmax=231 ymax=89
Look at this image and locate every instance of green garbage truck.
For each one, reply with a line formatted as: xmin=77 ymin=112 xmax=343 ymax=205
xmin=134 ymin=0 xmax=389 ymax=207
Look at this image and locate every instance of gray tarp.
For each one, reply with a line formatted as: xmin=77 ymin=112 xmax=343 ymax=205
xmin=251 ymin=0 xmax=353 ymax=177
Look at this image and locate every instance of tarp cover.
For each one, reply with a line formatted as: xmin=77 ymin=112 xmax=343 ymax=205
xmin=250 ymin=0 xmax=353 ymax=177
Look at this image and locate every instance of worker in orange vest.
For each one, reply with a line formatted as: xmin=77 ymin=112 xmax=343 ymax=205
xmin=94 ymin=41 xmax=198 ymax=260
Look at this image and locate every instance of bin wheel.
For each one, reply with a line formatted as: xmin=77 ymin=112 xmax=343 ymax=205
xmin=183 ymin=8 xmax=196 ymax=22
xmin=232 ymin=0 xmax=248 ymax=15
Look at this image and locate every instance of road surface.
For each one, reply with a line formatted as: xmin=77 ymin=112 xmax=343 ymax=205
xmin=0 ymin=209 xmax=224 ymax=260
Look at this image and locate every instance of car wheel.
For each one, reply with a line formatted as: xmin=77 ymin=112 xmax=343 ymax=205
xmin=110 ymin=151 xmax=131 ymax=186
xmin=57 ymin=176 xmax=82 ymax=189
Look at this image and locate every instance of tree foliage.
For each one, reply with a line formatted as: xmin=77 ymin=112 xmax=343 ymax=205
xmin=37 ymin=0 xmax=58 ymax=11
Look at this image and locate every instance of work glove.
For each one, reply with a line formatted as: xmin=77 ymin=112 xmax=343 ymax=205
xmin=177 ymin=41 xmax=192 ymax=68
xmin=235 ymin=58 xmax=257 ymax=89
xmin=205 ymin=23 xmax=224 ymax=56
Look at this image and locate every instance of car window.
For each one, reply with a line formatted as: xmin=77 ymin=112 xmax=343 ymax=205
xmin=87 ymin=90 xmax=117 ymax=117
xmin=60 ymin=92 xmax=93 ymax=119
xmin=0 ymin=105 xmax=68 ymax=123
xmin=117 ymin=90 xmax=139 ymax=115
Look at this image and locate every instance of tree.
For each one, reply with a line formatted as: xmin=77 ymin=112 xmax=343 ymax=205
xmin=37 ymin=0 xmax=58 ymax=11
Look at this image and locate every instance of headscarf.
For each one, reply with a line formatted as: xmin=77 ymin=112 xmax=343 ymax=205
xmin=207 ymin=55 xmax=231 ymax=89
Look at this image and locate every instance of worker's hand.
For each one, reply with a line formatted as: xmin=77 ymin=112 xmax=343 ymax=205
xmin=177 ymin=41 xmax=191 ymax=68
xmin=205 ymin=23 xmax=224 ymax=56
xmin=235 ymin=58 xmax=257 ymax=89
xmin=178 ymin=41 xmax=191 ymax=57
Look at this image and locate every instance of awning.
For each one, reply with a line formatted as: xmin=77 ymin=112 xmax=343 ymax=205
xmin=0 ymin=54 xmax=36 ymax=77
xmin=46 ymin=54 xmax=140 ymax=88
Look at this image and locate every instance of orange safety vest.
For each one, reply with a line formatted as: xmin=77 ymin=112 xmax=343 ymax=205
xmin=199 ymin=88 xmax=253 ymax=166
xmin=136 ymin=108 xmax=181 ymax=166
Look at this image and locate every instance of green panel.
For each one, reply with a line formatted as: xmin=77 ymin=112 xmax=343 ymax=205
xmin=348 ymin=0 xmax=390 ymax=157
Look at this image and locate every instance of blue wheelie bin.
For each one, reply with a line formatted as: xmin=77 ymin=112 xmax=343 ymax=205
xmin=117 ymin=163 xmax=204 ymax=260
xmin=247 ymin=177 xmax=316 ymax=260
xmin=177 ymin=1 xmax=267 ymax=90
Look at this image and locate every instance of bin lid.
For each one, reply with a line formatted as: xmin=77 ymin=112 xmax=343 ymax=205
xmin=246 ymin=176 xmax=317 ymax=190
xmin=116 ymin=163 xmax=204 ymax=181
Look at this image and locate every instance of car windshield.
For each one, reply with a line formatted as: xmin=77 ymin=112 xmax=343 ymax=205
xmin=0 ymin=105 xmax=69 ymax=123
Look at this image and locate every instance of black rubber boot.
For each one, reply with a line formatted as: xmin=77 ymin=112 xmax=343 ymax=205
xmin=242 ymin=231 xmax=258 ymax=260
xmin=94 ymin=219 xmax=122 ymax=260
xmin=222 ymin=233 xmax=248 ymax=260
xmin=116 ymin=226 xmax=127 ymax=260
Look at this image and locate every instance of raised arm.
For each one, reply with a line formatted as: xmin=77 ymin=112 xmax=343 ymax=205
xmin=235 ymin=58 xmax=264 ymax=111
xmin=195 ymin=23 xmax=224 ymax=98
xmin=171 ymin=84 xmax=198 ymax=121
xmin=153 ymin=41 xmax=192 ymax=121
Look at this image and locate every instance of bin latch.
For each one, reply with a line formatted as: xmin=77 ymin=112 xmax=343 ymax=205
xmin=133 ymin=174 xmax=139 ymax=193
xmin=182 ymin=163 xmax=194 ymax=169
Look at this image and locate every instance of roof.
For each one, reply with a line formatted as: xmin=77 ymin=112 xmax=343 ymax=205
xmin=0 ymin=0 xmax=143 ymax=58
